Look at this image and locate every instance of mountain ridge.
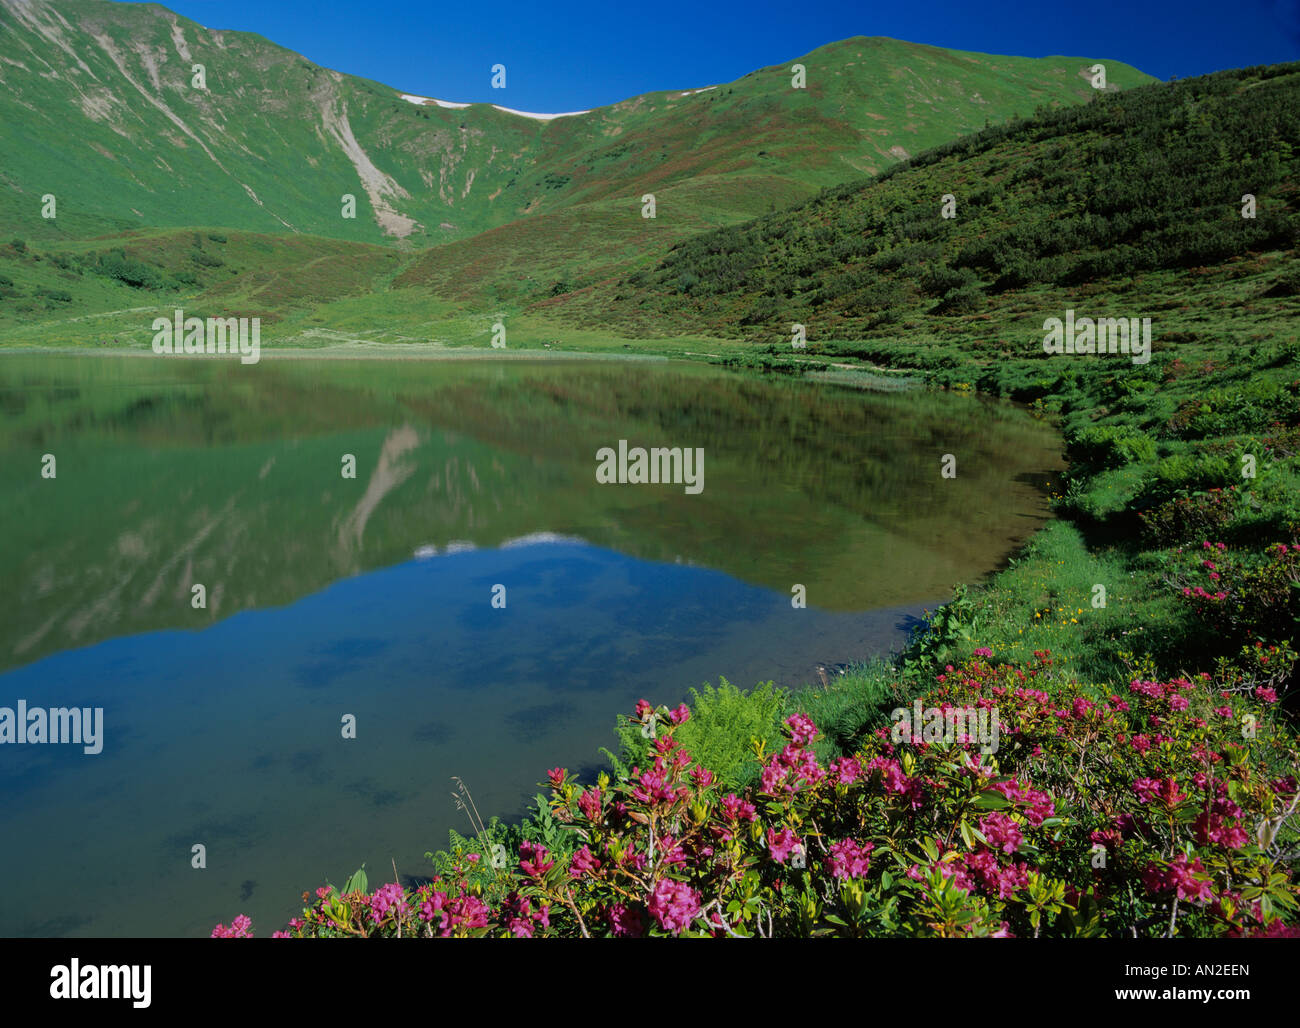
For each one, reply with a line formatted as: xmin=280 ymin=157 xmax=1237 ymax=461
xmin=1 ymin=1 xmax=1155 ymax=251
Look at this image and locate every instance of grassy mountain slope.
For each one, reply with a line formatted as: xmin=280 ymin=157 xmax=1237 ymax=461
xmin=389 ymin=37 xmax=1156 ymax=304
xmin=541 ymin=61 xmax=1300 ymax=343
xmin=1 ymin=0 xmax=1153 ymax=298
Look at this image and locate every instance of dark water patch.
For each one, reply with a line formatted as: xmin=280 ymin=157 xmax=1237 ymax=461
xmin=503 ymin=701 xmax=579 ymax=742
xmin=412 ymin=720 xmax=456 ymax=745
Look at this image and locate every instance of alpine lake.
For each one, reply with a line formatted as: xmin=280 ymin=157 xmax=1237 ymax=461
xmin=0 ymin=353 xmax=1063 ymax=936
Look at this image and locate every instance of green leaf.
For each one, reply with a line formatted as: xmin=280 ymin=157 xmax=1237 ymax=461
xmin=342 ymin=864 xmax=369 ymax=895
xmin=972 ymin=790 xmax=1014 ymax=810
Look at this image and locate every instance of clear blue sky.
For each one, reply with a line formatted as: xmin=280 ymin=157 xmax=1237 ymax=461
xmin=161 ymin=0 xmax=1300 ymax=112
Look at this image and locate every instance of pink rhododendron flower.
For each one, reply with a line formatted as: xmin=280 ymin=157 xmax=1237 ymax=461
xmin=767 ymin=827 xmax=801 ymax=864
xmin=646 ymin=879 xmax=700 ymax=935
xmin=578 ymin=787 xmax=602 ymax=822
xmin=980 ymin=812 xmax=1023 ymax=854
xmin=721 ymin=793 xmax=757 ymax=822
xmin=518 ymin=841 xmax=554 ymax=879
xmin=569 ymin=845 xmax=601 ymax=877
xmin=784 ymin=713 xmax=819 ymax=746
xmin=211 ymin=914 xmax=254 ymax=938
xmin=369 ymin=882 xmax=408 ymax=924
xmin=826 ymin=839 xmax=874 ymax=881
xmin=1023 ymin=788 xmax=1056 ymax=827
xmin=829 ymin=756 xmax=862 ymax=784
xmin=689 ymin=765 xmax=714 ymax=788
xmin=606 ymin=903 xmax=644 ymax=938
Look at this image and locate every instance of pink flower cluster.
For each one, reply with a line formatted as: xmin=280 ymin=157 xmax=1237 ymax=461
xmin=989 ymin=779 xmax=1055 ymax=826
xmin=826 ymin=839 xmax=874 ymax=881
xmin=1143 ymin=854 xmax=1213 ymax=904
xmin=369 ymin=882 xmax=408 ymax=924
xmin=1132 ymin=777 xmax=1186 ymax=806
xmin=570 ymin=845 xmax=601 ymax=877
xmin=518 ymin=841 xmax=555 ymax=879
xmin=766 ymin=827 xmax=802 ymax=864
xmin=502 ymin=892 xmax=551 ymax=938
xmin=979 ymin=812 xmax=1023 ymax=854
xmin=646 ymin=878 xmax=701 ymax=935
xmin=759 ymin=722 xmax=827 ymax=795
xmin=417 ymin=885 xmax=490 ymax=936
xmin=864 ymin=755 xmax=925 ymax=809
xmin=211 ymin=914 xmax=252 ymax=938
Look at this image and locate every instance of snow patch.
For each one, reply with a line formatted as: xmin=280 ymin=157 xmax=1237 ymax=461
xmin=414 ymin=533 xmax=583 ymax=560
xmin=400 ymin=93 xmax=469 ymax=109
xmin=399 ymin=91 xmax=590 ymax=120
xmin=499 ymin=532 xmax=585 ymax=548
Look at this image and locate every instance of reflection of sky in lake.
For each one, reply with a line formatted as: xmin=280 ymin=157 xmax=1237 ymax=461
xmin=0 ymin=538 xmax=929 ymax=938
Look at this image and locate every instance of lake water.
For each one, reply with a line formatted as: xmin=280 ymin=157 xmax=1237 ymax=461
xmin=0 ymin=355 xmax=1062 ymax=936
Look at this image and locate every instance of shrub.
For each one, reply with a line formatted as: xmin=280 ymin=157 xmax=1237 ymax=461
xmin=604 ymin=679 xmax=786 ymax=790
xmin=1140 ymin=487 xmax=1237 ymax=546
xmin=1070 ymin=424 xmax=1159 ymax=471
xmin=930 ymin=283 xmax=985 ymax=315
xmin=1167 ymin=540 xmax=1300 ymax=656
xmin=93 ymin=251 xmax=167 ymax=289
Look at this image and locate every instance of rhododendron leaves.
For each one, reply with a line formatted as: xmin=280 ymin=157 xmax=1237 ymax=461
xmin=972 ymin=790 xmax=1015 ymax=810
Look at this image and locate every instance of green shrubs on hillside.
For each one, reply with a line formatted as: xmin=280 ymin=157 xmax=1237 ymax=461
xmin=562 ymin=61 xmax=1300 ymax=342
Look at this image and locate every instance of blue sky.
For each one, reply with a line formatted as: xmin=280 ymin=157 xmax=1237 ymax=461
xmin=162 ymin=0 xmax=1300 ymax=112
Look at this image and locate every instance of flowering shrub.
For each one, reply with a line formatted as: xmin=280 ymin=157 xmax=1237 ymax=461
xmin=217 ymin=651 xmax=1299 ymax=939
xmin=1168 ymin=540 xmax=1300 ymax=655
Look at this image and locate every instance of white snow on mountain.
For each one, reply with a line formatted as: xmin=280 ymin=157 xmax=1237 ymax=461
xmin=398 ymin=92 xmax=590 ymax=120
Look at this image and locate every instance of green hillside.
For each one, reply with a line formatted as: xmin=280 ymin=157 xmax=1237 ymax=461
xmin=1 ymin=0 xmax=1153 ymax=307
xmin=543 ymin=61 xmax=1300 ymax=342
